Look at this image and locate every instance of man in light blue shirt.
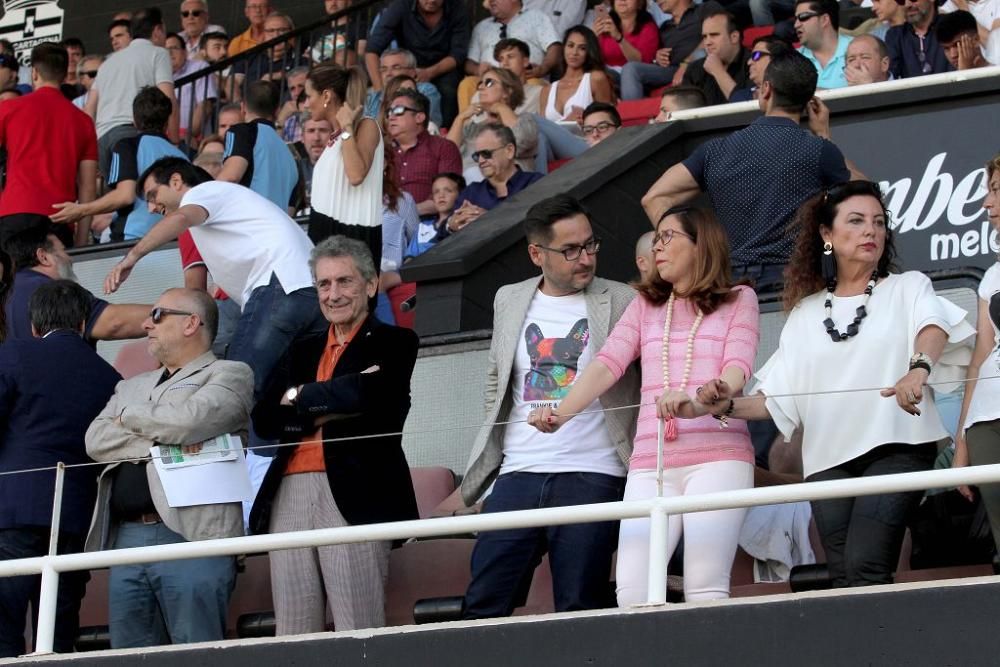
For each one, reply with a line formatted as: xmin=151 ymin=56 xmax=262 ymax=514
xmin=794 ymin=0 xmax=852 ymax=89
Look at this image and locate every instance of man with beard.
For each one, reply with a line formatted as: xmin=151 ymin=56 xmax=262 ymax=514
xmin=0 ymin=216 xmax=148 ymax=343
xmin=885 ymin=0 xmax=952 ymax=77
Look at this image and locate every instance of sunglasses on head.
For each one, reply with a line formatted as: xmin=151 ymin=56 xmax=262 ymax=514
xmin=750 ymin=49 xmax=770 ymax=62
xmin=149 ymin=307 xmax=203 ymax=325
xmin=471 ymin=144 xmax=509 ymax=162
xmin=388 ymin=104 xmax=421 ymax=117
xmin=181 ymin=9 xmax=205 ymax=17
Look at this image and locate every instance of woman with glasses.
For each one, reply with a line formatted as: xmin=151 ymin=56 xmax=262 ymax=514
xmin=951 ymin=155 xmax=1000 ymax=553
xmin=691 ymin=180 xmax=972 ymax=589
xmin=529 ymin=206 xmax=760 ymax=605
xmin=304 ymin=62 xmax=385 ymax=267
xmin=447 ymin=67 xmax=538 ymax=181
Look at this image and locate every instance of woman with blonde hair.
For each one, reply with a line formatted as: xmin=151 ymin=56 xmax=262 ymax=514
xmin=530 ymin=206 xmax=760 ymax=605
xmin=304 ymin=62 xmax=384 ymax=267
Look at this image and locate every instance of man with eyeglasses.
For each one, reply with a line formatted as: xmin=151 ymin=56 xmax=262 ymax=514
xmin=793 ymin=0 xmax=853 ymax=89
xmin=441 ymin=123 xmax=541 ymax=235
xmin=231 ymin=13 xmax=304 ymax=94
xmin=230 ymin=0 xmax=271 ymax=57
xmin=363 ymin=49 xmax=444 ymax=128
xmin=460 ymin=193 xmax=639 ymax=619
xmin=0 ymin=43 xmax=99 ymax=247
xmin=885 ymin=0 xmax=952 ymax=77
xmin=178 ymin=0 xmax=226 ymax=61
xmin=580 ymin=102 xmax=621 ymax=147
xmin=85 ymin=287 xmax=253 ymax=648
xmin=386 ymin=88 xmax=462 ymax=216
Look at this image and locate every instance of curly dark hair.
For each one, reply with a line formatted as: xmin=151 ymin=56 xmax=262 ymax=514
xmin=634 ymin=206 xmax=738 ymax=315
xmin=782 ymin=180 xmax=898 ymax=311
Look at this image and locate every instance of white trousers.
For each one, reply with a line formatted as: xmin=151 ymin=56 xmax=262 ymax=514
xmin=616 ymin=461 xmax=754 ymax=606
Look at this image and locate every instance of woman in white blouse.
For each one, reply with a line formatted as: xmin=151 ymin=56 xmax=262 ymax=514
xmin=686 ymin=180 xmax=973 ymax=588
xmin=953 ymin=155 xmax=1000 ymax=548
xmin=304 ymin=62 xmax=385 ymax=268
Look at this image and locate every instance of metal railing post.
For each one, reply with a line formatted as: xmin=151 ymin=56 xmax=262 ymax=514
xmin=47 ymin=462 xmax=65 ymax=557
xmin=646 ymin=504 xmax=670 ymax=605
xmin=32 ymin=562 xmax=59 ymax=654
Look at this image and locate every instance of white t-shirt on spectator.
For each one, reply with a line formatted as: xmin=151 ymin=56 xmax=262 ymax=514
xmin=92 ymin=38 xmax=173 ymax=138
xmin=182 ymin=181 xmax=315 ymax=307
xmin=468 ymin=9 xmax=562 ymax=67
xmin=499 ymin=290 xmax=626 ymax=478
xmin=523 ymin=0 xmax=586 ymax=38
xmin=754 ymin=271 xmax=973 ymax=478
xmin=964 ymin=262 xmax=1000 ymax=430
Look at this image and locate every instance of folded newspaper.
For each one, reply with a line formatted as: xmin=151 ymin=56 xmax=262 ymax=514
xmin=151 ymin=433 xmax=240 ymax=469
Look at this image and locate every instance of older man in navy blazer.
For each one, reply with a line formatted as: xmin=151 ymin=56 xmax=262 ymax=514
xmin=0 ymin=280 xmax=121 ymax=658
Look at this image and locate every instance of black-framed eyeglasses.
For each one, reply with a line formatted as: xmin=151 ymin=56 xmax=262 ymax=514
xmin=471 ymin=144 xmax=510 ymax=162
xmin=750 ymin=50 xmax=770 ymax=62
xmin=181 ymin=9 xmax=205 ymax=17
xmin=149 ymin=307 xmax=203 ymax=325
xmin=794 ymin=10 xmax=823 ymax=22
xmin=534 ymin=237 xmax=602 ymax=261
xmin=652 ymin=228 xmax=695 ymax=247
xmin=582 ymin=120 xmax=619 ymax=135
xmin=81 ymin=70 xmax=99 ymax=78
xmin=388 ymin=104 xmax=421 ymax=117
xmin=477 ymin=78 xmax=499 ymax=89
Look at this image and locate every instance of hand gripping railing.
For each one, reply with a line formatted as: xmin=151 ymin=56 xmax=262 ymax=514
xmin=5 ymin=462 xmax=1000 ymax=655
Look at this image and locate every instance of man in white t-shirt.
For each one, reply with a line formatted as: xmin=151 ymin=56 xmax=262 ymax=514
xmin=467 ymin=0 xmax=562 ymax=78
xmin=460 ymin=194 xmax=639 ymax=619
xmin=103 ymin=157 xmax=328 ymax=399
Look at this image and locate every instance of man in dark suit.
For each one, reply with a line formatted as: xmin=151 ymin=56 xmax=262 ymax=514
xmin=0 ymin=280 xmax=122 ymax=658
xmin=250 ymin=235 xmax=419 ymax=635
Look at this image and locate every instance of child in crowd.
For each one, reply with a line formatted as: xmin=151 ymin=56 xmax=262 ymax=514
xmin=406 ymin=172 xmax=466 ymax=259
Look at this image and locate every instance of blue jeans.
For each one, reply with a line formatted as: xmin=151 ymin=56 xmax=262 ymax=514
xmin=462 ymin=471 xmax=625 ymax=619
xmin=732 ymin=262 xmax=786 ymax=297
xmin=226 ymin=274 xmax=328 ymax=399
xmin=620 ymin=62 xmax=677 ymax=101
xmin=211 ymin=296 xmax=243 ymax=359
xmin=108 ymin=522 xmax=236 ymax=648
xmin=534 ymin=115 xmax=589 ymax=165
xmin=0 ymin=528 xmax=88 ymax=657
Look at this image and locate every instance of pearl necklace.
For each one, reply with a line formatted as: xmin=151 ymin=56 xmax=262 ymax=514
xmin=823 ymin=270 xmax=878 ymax=342
xmin=661 ymin=292 xmax=703 ymax=441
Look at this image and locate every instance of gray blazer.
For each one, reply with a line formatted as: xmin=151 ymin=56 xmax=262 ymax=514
xmin=84 ymin=351 xmax=254 ymax=552
xmin=461 ymin=276 xmax=641 ymax=505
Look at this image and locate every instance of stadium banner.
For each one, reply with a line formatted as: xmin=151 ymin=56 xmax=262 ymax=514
xmin=835 ymin=104 xmax=994 ymax=275
xmin=0 ymin=0 xmax=63 ymax=66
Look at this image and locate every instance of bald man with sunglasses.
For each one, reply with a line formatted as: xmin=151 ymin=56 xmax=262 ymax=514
xmin=85 ymin=287 xmax=253 ymax=648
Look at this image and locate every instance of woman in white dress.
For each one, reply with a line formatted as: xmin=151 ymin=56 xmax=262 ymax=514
xmin=303 ymin=62 xmax=385 ymax=268
xmin=686 ymin=180 xmax=973 ymax=588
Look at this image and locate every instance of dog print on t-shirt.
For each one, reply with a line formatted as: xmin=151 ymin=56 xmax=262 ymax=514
xmin=523 ymin=318 xmax=590 ymax=401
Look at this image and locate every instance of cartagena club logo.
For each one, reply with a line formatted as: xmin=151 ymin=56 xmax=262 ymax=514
xmin=0 ymin=0 xmax=64 ymax=67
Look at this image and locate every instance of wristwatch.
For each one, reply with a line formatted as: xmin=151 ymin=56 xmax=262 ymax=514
xmin=909 ymin=352 xmax=933 ymax=374
xmin=284 ymin=386 xmax=300 ymax=405
xmin=339 ymin=129 xmax=353 ymax=141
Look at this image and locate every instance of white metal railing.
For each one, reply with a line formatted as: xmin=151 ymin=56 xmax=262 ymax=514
xmin=4 ymin=462 xmax=1000 ymax=656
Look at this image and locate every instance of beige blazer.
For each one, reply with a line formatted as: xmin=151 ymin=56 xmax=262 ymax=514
xmin=84 ymin=351 xmax=254 ymax=552
xmin=461 ymin=276 xmax=640 ymax=505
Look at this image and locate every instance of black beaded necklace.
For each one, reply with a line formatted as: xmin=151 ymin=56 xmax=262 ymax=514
xmin=823 ymin=270 xmax=879 ymax=342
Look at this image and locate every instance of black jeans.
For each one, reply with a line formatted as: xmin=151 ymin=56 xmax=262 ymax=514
xmin=0 ymin=527 xmax=89 ymax=657
xmin=807 ymin=442 xmax=937 ymax=588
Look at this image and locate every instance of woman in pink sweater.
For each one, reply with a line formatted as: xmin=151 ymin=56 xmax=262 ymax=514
xmin=530 ymin=206 xmax=759 ymax=605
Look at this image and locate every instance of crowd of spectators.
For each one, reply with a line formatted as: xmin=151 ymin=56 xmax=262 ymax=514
xmin=0 ymin=0 xmax=999 ymax=658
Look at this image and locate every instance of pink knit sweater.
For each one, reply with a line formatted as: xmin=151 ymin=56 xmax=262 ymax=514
xmin=596 ymin=286 xmax=759 ymax=471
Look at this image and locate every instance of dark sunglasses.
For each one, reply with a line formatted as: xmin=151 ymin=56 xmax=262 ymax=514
xmin=477 ymin=78 xmax=499 ymax=89
xmin=794 ymin=10 xmax=823 ymax=21
xmin=388 ymin=104 xmax=421 ymax=117
xmin=893 ymin=0 xmax=921 ymax=5
xmin=750 ymin=49 xmax=770 ymax=62
xmin=149 ymin=307 xmax=203 ymax=324
xmin=181 ymin=9 xmax=205 ymax=17
xmin=471 ymin=144 xmax=510 ymax=162
xmin=81 ymin=69 xmax=99 ymax=78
